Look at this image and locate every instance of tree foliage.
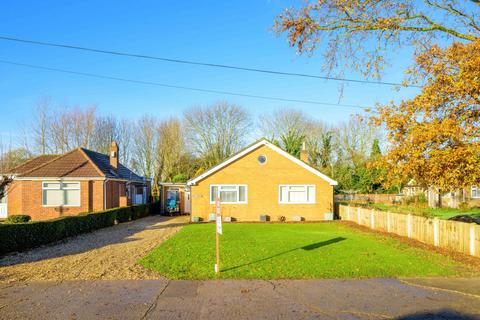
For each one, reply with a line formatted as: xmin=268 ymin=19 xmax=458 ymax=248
xmin=0 ymin=176 xmax=13 ymax=201
xmin=274 ymin=0 xmax=480 ymax=78
xmin=372 ymin=40 xmax=480 ymax=190
xmin=275 ymin=129 xmax=306 ymax=157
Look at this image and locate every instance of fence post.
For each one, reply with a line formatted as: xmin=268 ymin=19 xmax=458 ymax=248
xmin=357 ymin=207 xmax=361 ymax=225
xmin=347 ymin=205 xmax=350 ymax=220
xmin=407 ymin=214 xmax=412 ymax=238
xmin=470 ymin=225 xmax=476 ymax=256
xmin=387 ymin=212 xmax=391 ymax=232
xmin=371 ymin=209 xmax=375 ymax=229
xmin=433 ymin=218 xmax=439 ymax=246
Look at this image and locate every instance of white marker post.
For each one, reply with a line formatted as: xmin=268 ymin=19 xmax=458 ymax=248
xmin=215 ymin=197 xmax=222 ymax=273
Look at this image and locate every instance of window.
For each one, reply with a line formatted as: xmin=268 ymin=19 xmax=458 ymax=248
xmin=210 ymin=185 xmax=247 ymax=204
xmin=279 ymin=185 xmax=315 ymax=204
xmin=257 ymin=154 xmax=267 ymax=165
xmin=42 ymin=181 xmax=80 ymax=206
xmin=472 ymin=186 xmax=480 ymax=199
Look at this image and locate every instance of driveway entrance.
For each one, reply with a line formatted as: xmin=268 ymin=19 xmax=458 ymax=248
xmin=0 ymin=215 xmax=188 ymax=282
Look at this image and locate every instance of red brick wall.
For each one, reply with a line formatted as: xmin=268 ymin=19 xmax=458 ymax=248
xmin=7 ymin=180 xmax=106 ymax=221
xmin=105 ymin=180 xmax=128 ymax=209
xmin=7 ymin=179 xmax=136 ymax=220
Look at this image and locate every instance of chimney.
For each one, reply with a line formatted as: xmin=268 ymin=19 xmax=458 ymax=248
xmin=110 ymin=141 xmax=119 ymax=171
xmin=300 ymin=141 xmax=309 ymax=163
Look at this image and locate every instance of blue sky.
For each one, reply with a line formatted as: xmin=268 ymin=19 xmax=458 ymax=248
xmin=0 ymin=0 xmax=421 ymax=146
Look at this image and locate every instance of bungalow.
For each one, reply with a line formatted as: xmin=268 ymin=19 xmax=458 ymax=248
xmin=0 ymin=142 xmax=149 ymax=221
xmin=187 ymin=139 xmax=337 ymax=222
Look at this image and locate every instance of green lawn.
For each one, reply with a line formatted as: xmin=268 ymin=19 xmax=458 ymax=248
xmin=139 ymin=223 xmax=473 ymax=280
xmin=370 ymin=203 xmax=480 ymax=220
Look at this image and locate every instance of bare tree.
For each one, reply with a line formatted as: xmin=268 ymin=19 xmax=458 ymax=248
xmin=91 ymin=116 xmax=120 ymax=155
xmin=131 ymin=115 xmax=158 ymax=180
xmin=32 ymin=97 xmax=51 ymax=154
xmin=71 ymin=106 xmax=96 ymax=149
xmin=184 ymin=101 xmax=251 ymax=170
xmin=49 ymin=107 xmax=73 ymax=154
xmin=259 ymin=108 xmax=313 ymax=141
xmin=333 ymin=115 xmax=380 ymax=169
xmin=156 ymin=118 xmax=184 ymax=182
xmin=117 ymin=119 xmax=133 ymax=166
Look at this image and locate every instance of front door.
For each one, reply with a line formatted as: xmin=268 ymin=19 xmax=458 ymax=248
xmin=0 ymin=195 xmax=7 ymax=218
xmin=184 ymin=191 xmax=191 ymax=213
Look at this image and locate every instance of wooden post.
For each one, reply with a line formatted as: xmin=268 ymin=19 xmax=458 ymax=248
xmin=387 ymin=212 xmax=391 ymax=232
xmin=470 ymin=225 xmax=476 ymax=256
xmin=433 ymin=218 xmax=439 ymax=246
xmin=215 ymin=224 xmax=220 ymax=273
xmin=214 ymin=197 xmax=222 ymax=274
xmin=407 ymin=214 xmax=412 ymax=238
xmin=371 ymin=209 xmax=375 ymax=229
xmin=357 ymin=207 xmax=361 ymax=225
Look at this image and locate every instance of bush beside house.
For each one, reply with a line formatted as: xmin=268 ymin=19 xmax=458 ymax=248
xmin=0 ymin=202 xmax=160 ymax=256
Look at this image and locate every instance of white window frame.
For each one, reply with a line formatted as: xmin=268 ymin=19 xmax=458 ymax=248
xmin=472 ymin=186 xmax=480 ymax=199
xmin=278 ymin=184 xmax=316 ymax=204
xmin=42 ymin=181 xmax=81 ymax=207
xmin=209 ymin=184 xmax=248 ymax=204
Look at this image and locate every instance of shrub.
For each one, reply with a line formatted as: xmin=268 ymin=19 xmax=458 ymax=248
xmin=402 ymin=194 xmax=427 ymax=207
xmin=4 ymin=215 xmax=31 ymax=224
xmin=458 ymin=202 xmax=470 ymax=212
xmin=0 ymin=202 xmax=160 ymax=256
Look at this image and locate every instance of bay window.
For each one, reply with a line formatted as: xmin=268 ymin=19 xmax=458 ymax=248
xmin=42 ymin=181 xmax=81 ymax=206
xmin=279 ymin=185 xmax=315 ymax=204
xmin=210 ymin=185 xmax=247 ymax=204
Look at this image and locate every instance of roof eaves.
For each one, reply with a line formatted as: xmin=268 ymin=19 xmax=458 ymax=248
xmin=187 ymin=138 xmax=338 ymax=186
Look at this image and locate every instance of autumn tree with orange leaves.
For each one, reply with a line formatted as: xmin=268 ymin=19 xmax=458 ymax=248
xmin=275 ymin=1 xmax=480 ymax=192
xmin=372 ymin=41 xmax=480 ymax=191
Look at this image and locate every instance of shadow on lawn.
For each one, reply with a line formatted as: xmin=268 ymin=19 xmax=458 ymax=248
xmin=222 ymin=237 xmax=346 ymax=272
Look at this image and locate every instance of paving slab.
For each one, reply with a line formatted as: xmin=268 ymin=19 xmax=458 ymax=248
xmin=1 ymin=279 xmax=479 ymax=320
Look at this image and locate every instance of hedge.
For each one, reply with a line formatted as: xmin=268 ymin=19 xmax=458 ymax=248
xmin=0 ymin=201 xmax=161 ymax=256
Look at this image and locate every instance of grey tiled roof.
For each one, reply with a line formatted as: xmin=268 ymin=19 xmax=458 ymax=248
xmin=81 ymin=148 xmax=145 ymax=182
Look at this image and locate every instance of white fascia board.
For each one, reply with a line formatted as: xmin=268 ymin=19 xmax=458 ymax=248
xmin=187 ymin=139 xmax=338 ymax=186
xmin=187 ymin=140 xmax=268 ymax=186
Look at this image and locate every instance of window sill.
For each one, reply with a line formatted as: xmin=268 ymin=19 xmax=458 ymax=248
xmin=209 ymin=202 xmax=248 ymax=205
xmin=42 ymin=205 xmax=81 ymax=208
xmin=279 ymin=202 xmax=316 ymax=205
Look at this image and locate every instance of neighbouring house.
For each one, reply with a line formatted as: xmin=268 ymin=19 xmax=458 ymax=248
xmin=428 ymin=187 xmax=480 ymax=208
xmin=0 ymin=142 xmax=150 ymax=221
xmin=187 ymin=138 xmax=337 ymax=222
xmin=401 ymin=179 xmax=426 ymax=197
xmin=159 ymin=183 xmax=191 ymax=215
xmin=401 ymin=180 xmax=480 ymax=208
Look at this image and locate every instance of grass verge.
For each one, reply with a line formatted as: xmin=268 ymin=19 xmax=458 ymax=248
xmin=139 ymin=222 xmax=474 ymax=280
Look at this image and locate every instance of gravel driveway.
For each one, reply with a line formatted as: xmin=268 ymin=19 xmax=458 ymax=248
xmin=0 ymin=215 xmax=188 ymax=282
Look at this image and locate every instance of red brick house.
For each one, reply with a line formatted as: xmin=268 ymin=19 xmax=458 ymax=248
xmin=0 ymin=142 xmax=150 ymax=220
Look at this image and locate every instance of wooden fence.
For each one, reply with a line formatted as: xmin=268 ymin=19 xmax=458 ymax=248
xmin=339 ymin=205 xmax=480 ymax=258
xmin=334 ymin=194 xmax=400 ymax=204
